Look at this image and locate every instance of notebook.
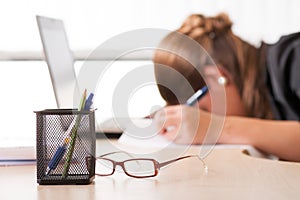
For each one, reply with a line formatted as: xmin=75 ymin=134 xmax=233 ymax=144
xmin=36 ymin=15 xmax=128 ymax=134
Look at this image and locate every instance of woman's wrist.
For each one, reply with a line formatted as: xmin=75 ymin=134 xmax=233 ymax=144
xmin=219 ymin=115 xmax=258 ymax=145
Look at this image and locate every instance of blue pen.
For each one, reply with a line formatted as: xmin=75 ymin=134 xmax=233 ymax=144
xmin=45 ymin=92 xmax=94 ymax=176
xmin=84 ymin=93 xmax=94 ymax=111
xmin=185 ymin=86 xmax=208 ymax=106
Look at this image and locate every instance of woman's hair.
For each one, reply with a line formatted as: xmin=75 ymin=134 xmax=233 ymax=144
xmin=154 ymin=13 xmax=272 ymax=119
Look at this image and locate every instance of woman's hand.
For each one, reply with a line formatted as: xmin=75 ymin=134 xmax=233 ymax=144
xmin=153 ymin=105 xmax=224 ymax=145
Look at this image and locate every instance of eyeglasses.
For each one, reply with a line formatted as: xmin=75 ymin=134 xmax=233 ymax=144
xmin=87 ymin=151 xmax=208 ymax=178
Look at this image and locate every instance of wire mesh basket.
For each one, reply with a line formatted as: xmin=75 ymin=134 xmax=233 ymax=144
xmin=35 ymin=109 xmax=95 ymax=185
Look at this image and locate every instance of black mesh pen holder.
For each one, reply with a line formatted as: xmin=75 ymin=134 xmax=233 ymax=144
xmin=35 ymin=109 xmax=95 ymax=185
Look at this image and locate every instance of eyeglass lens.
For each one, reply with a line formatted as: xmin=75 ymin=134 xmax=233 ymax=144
xmin=124 ymin=159 xmax=156 ymax=177
xmin=95 ymin=158 xmax=114 ymax=175
xmin=96 ymin=158 xmax=156 ymax=177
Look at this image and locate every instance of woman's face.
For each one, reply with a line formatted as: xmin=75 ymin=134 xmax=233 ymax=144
xmin=197 ymin=66 xmax=247 ymax=116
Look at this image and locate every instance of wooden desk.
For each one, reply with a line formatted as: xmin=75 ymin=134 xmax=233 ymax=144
xmin=1 ymin=139 xmax=300 ymax=200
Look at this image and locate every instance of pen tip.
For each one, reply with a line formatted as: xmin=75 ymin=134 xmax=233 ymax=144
xmin=45 ymin=168 xmax=51 ymax=176
xmin=88 ymin=93 xmax=94 ymax=100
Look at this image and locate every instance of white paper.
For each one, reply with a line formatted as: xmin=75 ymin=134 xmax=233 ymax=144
xmin=118 ymin=118 xmax=276 ymax=159
xmin=118 ymin=118 xmax=176 ymax=148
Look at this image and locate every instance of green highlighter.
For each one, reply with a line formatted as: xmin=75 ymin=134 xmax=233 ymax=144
xmin=62 ymin=89 xmax=87 ymax=178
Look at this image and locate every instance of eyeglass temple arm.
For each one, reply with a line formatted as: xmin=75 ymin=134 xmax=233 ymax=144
xmin=158 ymin=155 xmax=195 ymax=169
xmin=158 ymin=155 xmax=207 ymax=170
xmin=97 ymin=151 xmax=135 ymax=159
xmin=95 ymin=151 xmax=142 ymax=167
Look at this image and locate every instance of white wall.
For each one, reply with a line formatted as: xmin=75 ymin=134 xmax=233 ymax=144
xmin=0 ymin=0 xmax=299 ymax=52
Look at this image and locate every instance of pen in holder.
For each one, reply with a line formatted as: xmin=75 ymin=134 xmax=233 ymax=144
xmin=35 ymin=109 xmax=95 ymax=185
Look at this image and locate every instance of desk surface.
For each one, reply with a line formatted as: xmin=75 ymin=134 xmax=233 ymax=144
xmin=1 ymin=139 xmax=300 ymax=200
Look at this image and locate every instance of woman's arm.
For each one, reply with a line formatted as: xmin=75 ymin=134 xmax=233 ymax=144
xmin=154 ymin=105 xmax=300 ymax=162
xmin=221 ymin=116 xmax=300 ymax=161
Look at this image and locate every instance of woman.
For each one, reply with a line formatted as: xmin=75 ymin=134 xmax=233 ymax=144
xmin=153 ymin=13 xmax=300 ymax=161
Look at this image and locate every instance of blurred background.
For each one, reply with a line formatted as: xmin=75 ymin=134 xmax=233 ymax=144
xmin=1 ymin=0 xmax=300 ymax=146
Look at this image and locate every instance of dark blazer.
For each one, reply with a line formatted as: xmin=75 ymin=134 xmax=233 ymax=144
xmin=266 ymin=32 xmax=300 ymax=121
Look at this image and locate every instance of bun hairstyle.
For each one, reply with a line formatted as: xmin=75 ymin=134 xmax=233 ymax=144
xmin=154 ymin=13 xmax=272 ymax=118
xmin=178 ymin=13 xmax=232 ymax=40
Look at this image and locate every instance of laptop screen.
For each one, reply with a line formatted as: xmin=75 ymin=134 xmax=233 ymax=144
xmin=36 ymin=16 xmax=165 ymax=133
xmin=36 ymin=16 xmax=80 ymax=109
